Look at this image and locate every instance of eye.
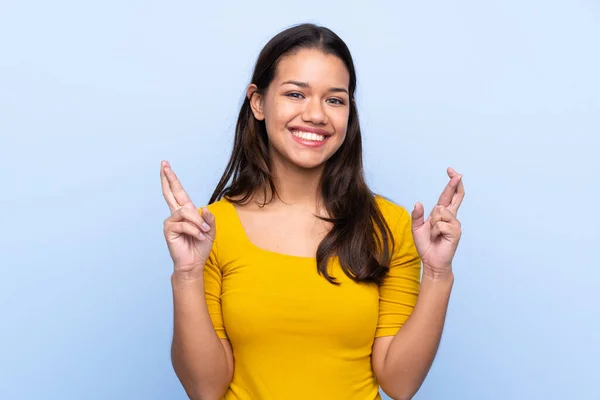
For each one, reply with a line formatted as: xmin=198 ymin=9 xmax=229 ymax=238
xmin=327 ymin=98 xmax=345 ymax=105
xmin=285 ymin=92 xmax=305 ymax=99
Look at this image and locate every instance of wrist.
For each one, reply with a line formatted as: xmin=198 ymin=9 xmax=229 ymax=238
xmin=421 ymin=267 xmax=454 ymax=283
xmin=171 ymin=265 xmax=205 ymax=282
xmin=420 ymin=270 xmax=454 ymax=297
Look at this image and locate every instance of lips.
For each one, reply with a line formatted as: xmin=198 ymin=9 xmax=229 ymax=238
xmin=289 ymin=128 xmax=329 ymax=147
xmin=290 ymin=129 xmax=326 ymax=142
xmin=288 ymin=126 xmax=331 ymax=136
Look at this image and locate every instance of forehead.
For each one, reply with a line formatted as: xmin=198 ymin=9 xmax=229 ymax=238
xmin=273 ymin=48 xmax=350 ymax=89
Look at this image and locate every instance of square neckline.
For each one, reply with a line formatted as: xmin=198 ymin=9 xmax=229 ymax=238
xmin=221 ymin=197 xmax=318 ymax=262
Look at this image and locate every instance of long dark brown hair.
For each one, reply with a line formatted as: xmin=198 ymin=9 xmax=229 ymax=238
xmin=209 ymin=23 xmax=394 ymax=285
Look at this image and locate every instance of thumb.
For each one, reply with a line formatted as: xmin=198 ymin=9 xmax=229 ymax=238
xmin=201 ymin=207 xmax=216 ymax=228
xmin=200 ymin=207 xmax=217 ymax=241
xmin=411 ymin=202 xmax=425 ymax=231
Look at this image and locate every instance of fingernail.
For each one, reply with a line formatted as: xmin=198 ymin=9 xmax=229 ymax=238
xmin=198 ymin=232 xmax=206 ymax=240
xmin=202 ymin=222 xmax=210 ymax=232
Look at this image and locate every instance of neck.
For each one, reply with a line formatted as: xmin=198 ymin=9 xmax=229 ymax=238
xmin=262 ymin=157 xmax=324 ymax=210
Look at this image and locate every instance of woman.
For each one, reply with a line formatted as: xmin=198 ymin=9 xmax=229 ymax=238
xmin=161 ymin=23 xmax=464 ymax=400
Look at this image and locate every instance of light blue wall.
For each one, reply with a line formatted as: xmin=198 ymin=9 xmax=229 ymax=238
xmin=1 ymin=1 xmax=598 ymax=399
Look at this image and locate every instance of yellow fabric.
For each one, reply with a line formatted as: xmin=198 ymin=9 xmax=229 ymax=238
xmin=203 ymin=196 xmax=422 ymax=400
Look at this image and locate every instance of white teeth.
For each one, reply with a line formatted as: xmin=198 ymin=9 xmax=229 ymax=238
xmin=291 ymin=130 xmax=325 ymax=142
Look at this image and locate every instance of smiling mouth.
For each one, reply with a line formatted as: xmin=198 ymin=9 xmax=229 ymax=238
xmin=290 ymin=129 xmax=326 ymax=142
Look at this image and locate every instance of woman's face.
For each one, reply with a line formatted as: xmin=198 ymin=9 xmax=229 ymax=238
xmin=248 ymin=48 xmax=351 ymax=171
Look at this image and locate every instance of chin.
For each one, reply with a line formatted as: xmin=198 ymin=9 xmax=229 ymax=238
xmin=270 ymin=144 xmax=337 ymax=171
xmin=287 ymin=155 xmax=329 ymax=170
xmin=292 ymin=160 xmax=325 ymax=170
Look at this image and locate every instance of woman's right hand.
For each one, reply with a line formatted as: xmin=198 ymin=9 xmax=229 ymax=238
xmin=160 ymin=160 xmax=216 ymax=277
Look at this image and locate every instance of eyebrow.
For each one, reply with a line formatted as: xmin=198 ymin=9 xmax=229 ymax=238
xmin=280 ymin=80 xmax=349 ymax=94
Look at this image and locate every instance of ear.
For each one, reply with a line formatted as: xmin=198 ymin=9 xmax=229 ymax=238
xmin=247 ymin=84 xmax=265 ymax=121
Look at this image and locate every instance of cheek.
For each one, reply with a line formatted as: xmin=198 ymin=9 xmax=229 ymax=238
xmin=262 ymin=99 xmax=287 ymax=141
xmin=333 ymin=113 xmax=350 ymax=140
xmin=267 ymin=98 xmax=297 ymax=125
xmin=334 ymin=132 xmax=348 ymax=149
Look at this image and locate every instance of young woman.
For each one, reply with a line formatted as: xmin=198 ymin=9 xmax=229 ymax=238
xmin=161 ymin=23 xmax=464 ymax=400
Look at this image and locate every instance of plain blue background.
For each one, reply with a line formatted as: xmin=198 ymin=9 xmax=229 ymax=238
xmin=1 ymin=1 xmax=599 ymax=399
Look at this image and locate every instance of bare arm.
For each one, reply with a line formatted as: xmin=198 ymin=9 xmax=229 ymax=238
xmin=160 ymin=160 xmax=234 ymax=400
xmin=372 ymin=273 xmax=453 ymax=400
xmin=171 ymin=271 xmax=234 ymax=400
xmin=374 ymin=168 xmax=464 ymax=399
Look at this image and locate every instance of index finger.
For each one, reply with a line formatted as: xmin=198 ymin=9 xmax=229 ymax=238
xmin=160 ymin=161 xmax=178 ymax=213
xmin=448 ymin=176 xmax=465 ymax=215
xmin=161 ymin=161 xmax=195 ymax=212
xmin=436 ymin=174 xmax=462 ymax=208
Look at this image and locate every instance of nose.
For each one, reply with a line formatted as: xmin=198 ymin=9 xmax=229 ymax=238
xmin=301 ymin=98 xmax=328 ymax=125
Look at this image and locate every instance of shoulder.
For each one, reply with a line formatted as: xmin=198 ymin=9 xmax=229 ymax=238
xmin=374 ymin=195 xmax=420 ymax=264
xmin=202 ymin=197 xmax=232 ymax=216
xmin=200 ymin=197 xmax=240 ymax=239
xmin=374 ymin=194 xmax=412 ymax=229
xmin=198 ymin=197 xmax=243 ymax=260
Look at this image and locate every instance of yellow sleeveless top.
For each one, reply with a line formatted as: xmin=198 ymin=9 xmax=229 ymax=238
xmin=203 ymin=196 xmax=421 ymax=399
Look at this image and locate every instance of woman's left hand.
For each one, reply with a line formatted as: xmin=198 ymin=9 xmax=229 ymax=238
xmin=411 ymin=167 xmax=465 ymax=280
